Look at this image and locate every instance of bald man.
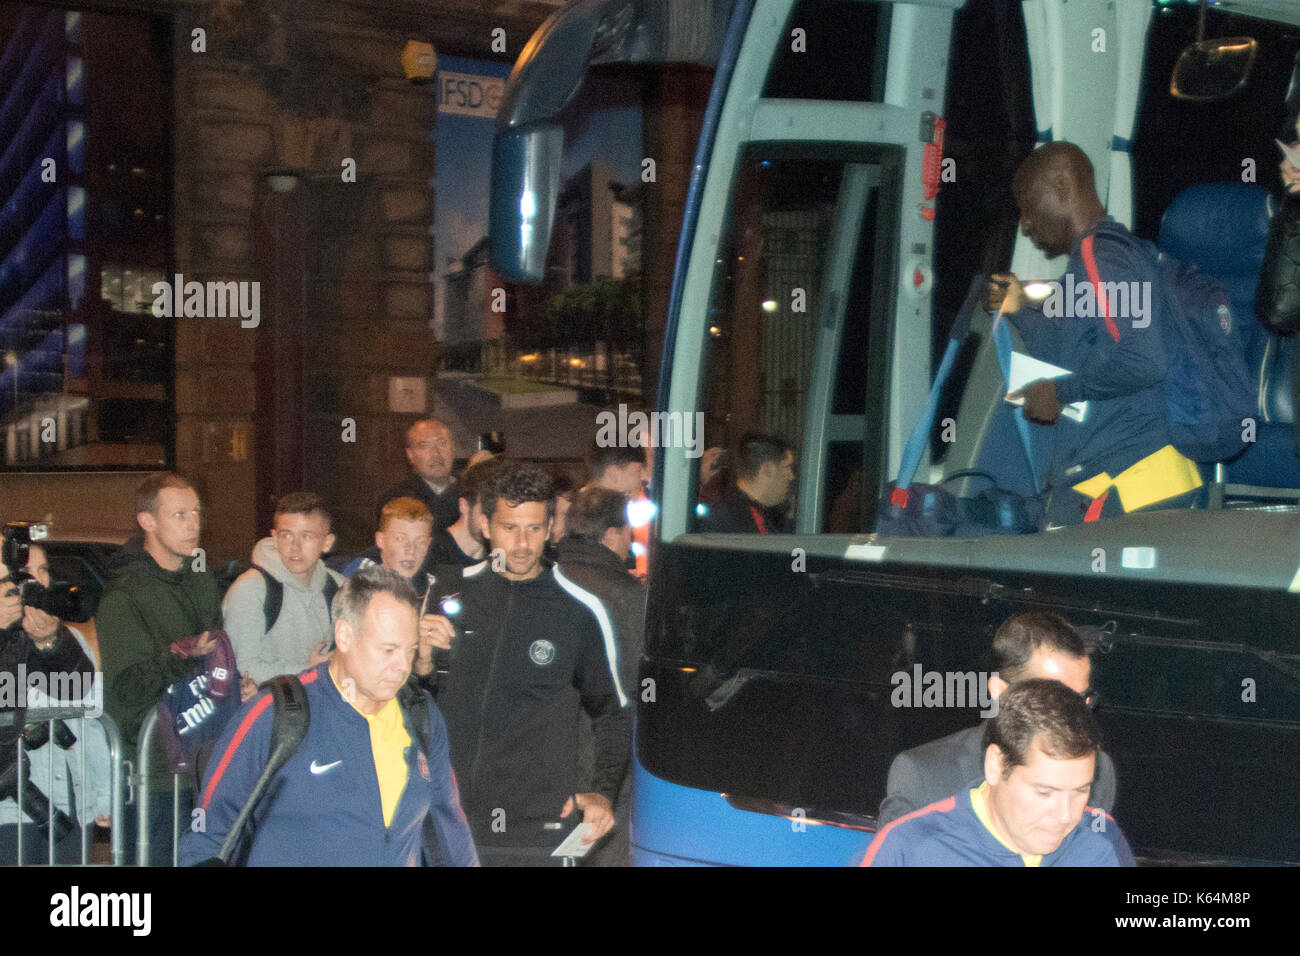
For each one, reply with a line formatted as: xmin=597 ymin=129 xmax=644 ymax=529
xmin=985 ymin=142 xmax=1201 ymax=528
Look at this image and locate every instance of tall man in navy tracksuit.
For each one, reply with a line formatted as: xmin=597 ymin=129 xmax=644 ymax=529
xmin=862 ymin=679 xmax=1134 ymax=867
xmin=180 ymin=567 xmax=477 ymax=866
xmin=418 ymin=461 xmax=632 ymax=866
xmin=987 ymin=141 xmax=1203 ymax=527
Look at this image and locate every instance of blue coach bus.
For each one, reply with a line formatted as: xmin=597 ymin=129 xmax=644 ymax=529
xmin=490 ymin=0 xmax=1300 ymax=865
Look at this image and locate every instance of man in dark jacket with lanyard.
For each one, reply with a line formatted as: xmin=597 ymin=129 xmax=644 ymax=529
xmin=418 ymin=462 xmax=631 ymax=866
xmin=181 ymin=567 xmax=477 ymax=866
xmin=863 ymin=680 xmax=1134 ymax=867
xmin=878 ymin=612 xmax=1117 ymax=826
xmin=986 ymin=141 xmax=1202 ymax=527
xmin=697 ymin=433 xmax=796 ymax=534
xmin=377 ymin=418 xmax=461 ymax=533
xmin=556 ymin=487 xmax=647 ymax=865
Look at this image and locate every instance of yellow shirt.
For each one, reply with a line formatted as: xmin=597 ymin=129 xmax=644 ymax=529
xmin=332 ymin=670 xmax=410 ymax=827
xmin=969 ymin=782 xmax=1042 ymax=867
xmin=1071 ymin=444 xmax=1202 ymax=512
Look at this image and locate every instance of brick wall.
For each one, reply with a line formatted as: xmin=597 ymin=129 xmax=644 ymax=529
xmin=171 ymin=2 xmax=443 ymax=559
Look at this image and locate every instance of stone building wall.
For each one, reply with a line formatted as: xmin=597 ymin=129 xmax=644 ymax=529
xmin=169 ymin=1 xmax=452 ymax=558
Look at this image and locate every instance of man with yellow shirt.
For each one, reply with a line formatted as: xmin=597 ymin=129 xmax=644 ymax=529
xmin=878 ymin=612 xmax=1117 ymax=826
xmin=180 ymin=568 xmax=477 ymax=866
xmin=861 ymin=680 xmax=1134 ymax=867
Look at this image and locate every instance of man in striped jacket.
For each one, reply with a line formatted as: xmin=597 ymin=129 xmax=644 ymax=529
xmin=862 ymin=680 xmax=1134 ymax=867
xmin=180 ymin=567 xmax=477 ymax=866
xmin=418 ymin=461 xmax=631 ymax=866
xmin=986 ymin=141 xmax=1202 ymax=527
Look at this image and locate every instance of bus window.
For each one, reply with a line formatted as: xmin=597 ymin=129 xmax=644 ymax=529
xmin=763 ymin=0 xmax=889 ymax=103
xmin=691 ymin=145 xmax=896 ymax=534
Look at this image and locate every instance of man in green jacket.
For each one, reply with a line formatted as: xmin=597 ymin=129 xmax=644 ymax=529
xmin=99 ymin=472 xmax=222 ymax=864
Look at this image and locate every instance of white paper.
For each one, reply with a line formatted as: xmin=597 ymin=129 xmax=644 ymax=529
xmin=844 ymin=542 xmax=887 ymax=561
xmin=1005 ymin=351 xmax=1088 ymax=423
xmin=551 ymin=823 xmax=596 ymax=858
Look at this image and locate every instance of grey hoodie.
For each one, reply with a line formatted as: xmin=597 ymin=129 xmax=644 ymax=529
xmin=222 ymin=538 xmax=343 ymax=684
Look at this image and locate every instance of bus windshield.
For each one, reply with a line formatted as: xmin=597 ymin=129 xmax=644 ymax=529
xmin=492 ymin=0 xmax=1300 ymax=866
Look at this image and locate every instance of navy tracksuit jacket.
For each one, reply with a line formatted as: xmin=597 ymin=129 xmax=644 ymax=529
xmin=862 ymin=782 xmax=1135 ymax=867
xmin=180 ymin=662 xmax=477 ymax=866
xmin=1008 ymin=218 xmax=1172 ymax=501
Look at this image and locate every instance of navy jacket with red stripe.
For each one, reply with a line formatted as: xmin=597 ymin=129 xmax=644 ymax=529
xmin=179 ymin=662 xmax=477 ymax=866
xmin=861 ymin=782 xmax=1135 ymax=867
xmin=1009 ymin=218 xmax=1171 ymax=495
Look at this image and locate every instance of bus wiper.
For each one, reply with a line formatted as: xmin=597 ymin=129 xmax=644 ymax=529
xmin=702 ymin=668 xmax=755 ymax=712
xmin=1098 ymin=630 xmax=1300 ymax=685
xmin=683 ymin=661 xmax=758 ymax=711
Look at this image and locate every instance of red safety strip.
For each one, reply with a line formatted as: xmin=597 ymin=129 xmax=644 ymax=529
xmin=859 ymin=794 xmax=957 ymax=867
xmin=921 ymin=116 xmax=946 ymax=201
xmin=1081 ymin=234 xmax=1121 ymax=343
xmin=1083 ymin=488 xmax=1110 ymax=523
xmin=749 ymin=506 xmax=768 ymax=535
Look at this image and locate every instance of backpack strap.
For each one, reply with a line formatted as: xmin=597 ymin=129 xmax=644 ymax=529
xmin=251 ymin=566 xmax=284 ymax=632
xmin=322 ymin=573 xmax=340 ymax=621
xmin=400 ymin=680 xmax=452 ymax=866
xmin=892 ymin=275 xmax=985 ymax=504
xmin=204 ymin=675 xmax=311 ymax=867
xmin=254 ymin=567 xmax=339 ymax=632
xmin=397 ymin=680 xmax=433 ymax=760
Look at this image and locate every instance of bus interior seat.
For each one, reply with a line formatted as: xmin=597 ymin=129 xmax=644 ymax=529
xmin=1156 ymin=182 xmax=1300 ymax=498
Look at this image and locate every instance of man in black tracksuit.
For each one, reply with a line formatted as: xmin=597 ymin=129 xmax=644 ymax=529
xmin=557 ymin=487 xmax=647 ymax=866
xmin=417 ymin=462 xmax=631 ymax=865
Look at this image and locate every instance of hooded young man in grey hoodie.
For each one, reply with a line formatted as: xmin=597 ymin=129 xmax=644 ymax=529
xmin=223 ymin=492 xmax=344 ymax=698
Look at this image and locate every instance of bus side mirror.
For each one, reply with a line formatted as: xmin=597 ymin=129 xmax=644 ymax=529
xmin=489 ymin=123 xmax=563 ymax=284
xmin=1170 ymin=37 xmax=1257 ymax=102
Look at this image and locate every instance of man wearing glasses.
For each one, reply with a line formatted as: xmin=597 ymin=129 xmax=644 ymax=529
xmin=877 ymin=612 xmax=1115 ymax=826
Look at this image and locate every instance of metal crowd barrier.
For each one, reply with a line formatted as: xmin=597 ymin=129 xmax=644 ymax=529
xmin=134 ymin=708 xmax=192 ymax=867
xmin=1 ymin=706 xmax=125 ymax=866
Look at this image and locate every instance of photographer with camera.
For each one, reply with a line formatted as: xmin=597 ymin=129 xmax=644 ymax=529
xmin=1 ymin=529 xmax=106 ymax=863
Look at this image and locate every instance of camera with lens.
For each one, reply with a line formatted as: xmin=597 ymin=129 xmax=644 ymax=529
xmin=24 ymin=717 xmax=77 ymax=752
xmin=1 ymin=522 xmax=89 ymax=622
xmin=0 ymin=717 xmax=78 ymax=841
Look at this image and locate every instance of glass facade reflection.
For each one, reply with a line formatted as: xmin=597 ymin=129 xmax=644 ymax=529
xmin=0 ymin=5 xmax=171 ymax=468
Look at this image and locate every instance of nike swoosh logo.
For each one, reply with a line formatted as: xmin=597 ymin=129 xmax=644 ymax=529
xmin=310 ymin=760 xmax=342 ymax=775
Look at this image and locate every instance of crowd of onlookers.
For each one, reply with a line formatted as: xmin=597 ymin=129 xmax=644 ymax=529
xmin=1 ymin=416 xmax=663 ymax=865
xmin=7 ymin=117 xmax=1298 ymax=866
xmin=0 ymin=414 xmax=1134 ymax=868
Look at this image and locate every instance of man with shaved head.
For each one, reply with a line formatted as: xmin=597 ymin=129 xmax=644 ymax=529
xmin=986 ymin=142 xmax=1202 ymax=527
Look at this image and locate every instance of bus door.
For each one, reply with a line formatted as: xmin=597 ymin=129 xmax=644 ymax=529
xmin=640 ymin=0 xmax=971 ymax=866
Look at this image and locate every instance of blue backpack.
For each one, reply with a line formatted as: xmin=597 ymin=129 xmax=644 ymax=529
xmin=1098 ymin=222 xmax=1255 ymax=463
xmin=1151 ymin=250 xmax=1256 ymax=463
